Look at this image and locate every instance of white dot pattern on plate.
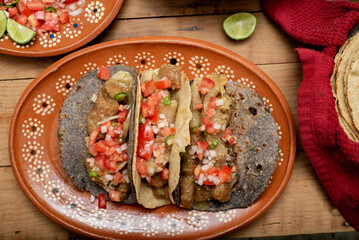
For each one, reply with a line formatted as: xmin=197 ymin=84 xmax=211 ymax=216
xmin=134 ymin=52 xmax=156 ymax=69
xmin=22 ymin=118 xmax=44 ymax=139
xmin=56 ymin=75 xmax=77 ymax=96
xmin=32 ymin=94 xmax=56 ymax=116
xmin=215 ymin=210 xmax=238 ymax=223
xmin=163 ymin=52 xmax=185 ymax=66
xmin=84 ymin=1 xmax=105 ymax=23
xmin=79 ymin=62 xmax=98 ymax=75
xmin=22 ymin=140 xmax=44 ymax=163
xmin=237 ymin=77 xmax=256 ymax=89
xmin=107 ymin=54 xmax=129 ymax=65
xmin=262 ymin=97 xmax=273 ymax=113
xmin=39 ymin=32 xmax=61 ymax=48
xmin=214 ymin=65 xmax=235 ymax=80
xmin=188 ymin=56 xmax=210 ymax=78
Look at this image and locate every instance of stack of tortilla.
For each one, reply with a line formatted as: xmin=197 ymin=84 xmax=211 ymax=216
xmin=331 ymin=32 xmax=359 ymax=142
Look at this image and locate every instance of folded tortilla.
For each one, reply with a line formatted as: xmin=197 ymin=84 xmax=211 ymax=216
xmin=59 ymin=65 xmax=138 ymax=203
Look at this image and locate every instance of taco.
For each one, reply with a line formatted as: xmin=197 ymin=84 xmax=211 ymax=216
xmin=172 ymin=74 xmax=280 ymax=211
xmin=59 ymin=65 xmax=138 ymax=204
xmin=132 ymin=64 xmax=192 ymax=209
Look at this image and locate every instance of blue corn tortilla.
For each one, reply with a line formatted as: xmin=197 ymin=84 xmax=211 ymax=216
xmin=58 ymin=65 xmax=137 ymax=203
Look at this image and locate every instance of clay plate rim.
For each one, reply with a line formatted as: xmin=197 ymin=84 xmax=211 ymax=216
xmin=0 ymin=0 xmax=123 ymax=57
xmin=9 ymin=36 xmax=296 ymax=239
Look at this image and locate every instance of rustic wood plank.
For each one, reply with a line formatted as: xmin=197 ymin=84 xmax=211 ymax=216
xmin=0 ymin=12 xmax=298 ymax=80
xmin=0 ymin=151 xmax=353 ymax=239
xmin=117 ymin=0 xmax=262 ymax=19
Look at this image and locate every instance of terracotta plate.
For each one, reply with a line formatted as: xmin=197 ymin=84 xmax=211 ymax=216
xmin=0 ymin=0 xmax=123 ymax=57
xmin=9 ymin=37 xmax=296 ymax=239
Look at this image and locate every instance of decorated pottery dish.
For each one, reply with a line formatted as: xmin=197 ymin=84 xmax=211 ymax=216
xmin=9 ymin=37 xmax=296 ymax=239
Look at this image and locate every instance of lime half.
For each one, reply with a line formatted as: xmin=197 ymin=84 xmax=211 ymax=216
xmin=223 ymin=12 xmax=257 ymax=40
xmin=7 ymin=18 xmax=35 ymax=44
xmin=0 ymin=10 xmax=6 ymax=38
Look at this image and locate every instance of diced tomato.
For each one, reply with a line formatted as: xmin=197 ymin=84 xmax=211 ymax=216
xmin=63 ymin=0 xmax=79 ymax=3
xmin=202 ymin=116 xmax=211 ymax=126
xmin=160 ymin=167 xmax=170 ymax=180
xmin=97 ymin=65 xmax=110 ymax=80
xmin=16 ymin=15 xmax=28 ymax=25
xmin=160 ymin=127 xmax=175 ymax=138
xmin=141 ymin=102 xmax=152 ymax=118
xmin=109 ymin=190 xmax=121 ymax=202
xmin=57 ymin=10 xmax=70 ymax=24
xmin=0 ymin=6 xmax=6 ymax=11
xmin=141 ymin=80 xmax=156 ymax=97
xmin=218 ymin=165 xmax=232 ymax=183
xmin=147 ymin=108 xmax=159 ymax=124
xmin=136 ymin=157 xmax=148 ymax=177
xmin=43 ymin=0 xmax=57 ymax=3
xmin=157 ymin=90 xmax=168 ymax=100
xmin=194 ymin=103 xmax=203 ymax=110
xmin=39 ymin=19 xmax=60 ymax=32
xmin=105 ymin=146 xmax=117 ymax=156
xmin=45 ymin=12 xmax=59 ymax=22
xmin=98 ymin=193 xmax=107 ymax=209
xmin=227 ymin=136 xmax=237 ymax=146
xmin=27 ymin=2 xmax=45 ymax=11
xmin=94 ymin=154 xmax=106 ymax=170
xmin=105 ymin=159 xmax=118 ymax=173
xmin=94 ymin=140 xmax=109 ymax=153
xmin=206 ymin=124 xmax=220 ymax=134
xmin=207 ymin=166 xmax=220 ymax=176
xmin=138 ymin=121 xmax=154 ymax=141
xmin=117 ymin=109 xmax=128 ymax=123
xmin=34 ymin=10 xmax=45 ymax=20
xmin=28 ymin=14 xmax=38 ymax=27
xmin=221 ymin=128 xmax=237 ymax=146
xmin=198 ymin=77 xmax=215 ymax=95
xmin=155 ymin=77 xmax=172 ymax=89
xmin=113 ymin=172 xmax=124 ymax=185
xmin=222 ymin=128 xmax=232 ymax=139
xmin=88 ymin=145 xmax=98 ymax=156
xmin=202 ymin=179 xmax=216 ymax=186
xmin=137 ymin=140 xmax=154 ymax=160
xmin=196 ymin=141 xmax=208 ymax=160
xmin=208 ymin=97 xmax=218 ymax=109
xmin=8 ymin=7 xmax=19 ymax=18
xmin=21 ymin=8 xmax=32 ymax=17
xmin=17 ymin=0 xmax=27 ymax=14
xmin=205 ymin=108 xmax=215 ymax=118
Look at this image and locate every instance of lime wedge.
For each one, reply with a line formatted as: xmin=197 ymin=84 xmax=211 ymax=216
xmin=0 ymin=10 xmax=6 ymax=38
xmin=223 ymin=12 xmax=257 ymax=40
xmin=6 ymin=18 xmax=35 ymax=44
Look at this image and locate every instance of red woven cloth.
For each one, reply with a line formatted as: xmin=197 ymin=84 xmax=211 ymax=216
xmin=263 ymin=0 xmax=359 ymax=230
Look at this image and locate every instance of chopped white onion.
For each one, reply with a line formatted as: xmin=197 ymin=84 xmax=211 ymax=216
xmin=121 ymin=143 xmax=128 ymax=151
xmin=159 ymin=114 xmax=166 ymax=119
xmin=116 ymin=148 xmax=122 ymax=154
xmin=77 ymin=0 xmax=84 ymax=5
xmin=153 ymin=150 xmax=157 ymax=157
xmin=222 ymin=125 xmax=226 ymax=131
xmin=123 ymin=174 xmax=130 ymax=183
xmin=101 ymin=126 xmax=107 ymax=133
xmin=170 ymin=123 xmax=175 ymax=128
xmin=213 ymin=123 xmax=221 ymax=130
xmin=105 ymin=134 xmax=111 ymax=142
xmin=201 ymin=164 xmax=212 ymax=171
xmin=202 ymin=159 xmax=209 ymax=164
xmin=90 ymin=195 xmax=95 ymax=203
xmin=209 ymin=150 xmax=217 ymax=157
xmin=158 ymin=122 xmax=166 ymax=129
xmin=86 ymin=158 xmax=95 ymax=168
xmin=226 ymin=155 xmax=231 ymax=161
xmin=204 ymin=150 xmax=209 ymax=157
xmin=91 ymin=94 xmax=97 ymax=103
xmin=198 ymin=174 xmax=204 ymax=185
xmin=59 ymin=3 xmax=65 ymax=8
xmin=213 ymin=176 xmax=221 ymax=185
xmin=69 ymin=8 xmax=83 ymax=16
xmin=109 ymin=126 xmax=114 ymax=131
xmin=191 ymin=145 xmax=198 ymax=152
xmin=149 ymin=167 xmax=155 ymax=175
xmin=141 ymin=117 xmax=146 ymax=124
xmin=152 ymin=125 xmax=160 ymax=134
xmin=215 ymin=99 xmax=224 ymax=107
xmin=114 ymin=130 xmax=121 ymax=134
xmin=68 ymin=3 xmax=77 ymax=10
xmin=104 ymin=174 xmax=114 ymax=181
xmin=97 ymin=115 xmax=119 ymax=125
xmin=196 ymin=149 xmax=203 ymax=154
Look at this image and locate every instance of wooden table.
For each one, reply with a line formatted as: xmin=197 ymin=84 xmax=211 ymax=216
xmin=0 ymin=0 xmax=355 ymax=239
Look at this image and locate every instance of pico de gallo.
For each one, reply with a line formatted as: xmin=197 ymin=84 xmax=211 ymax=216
xmin=85 ymin=67 xmax=134 ymax=203
xmin=136 ymin=64 xmax=182 ymax=200
xmin=179 ymin=74 xmax=238 ymax=209
xmin=0 ymin=0 xmax=84 ymax=34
